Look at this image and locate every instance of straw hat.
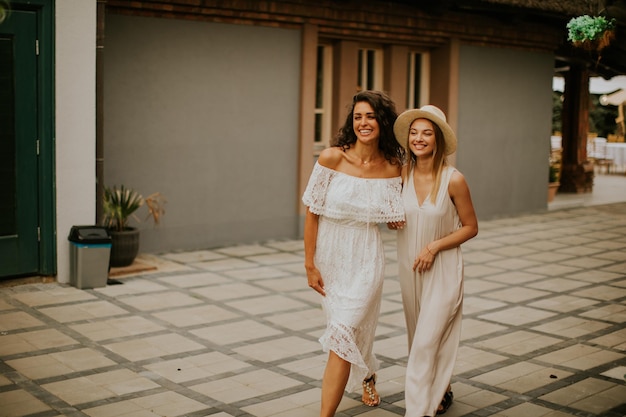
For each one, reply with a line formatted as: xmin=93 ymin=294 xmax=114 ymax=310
xmin=393 ymin=105 xmax=457 ymax=155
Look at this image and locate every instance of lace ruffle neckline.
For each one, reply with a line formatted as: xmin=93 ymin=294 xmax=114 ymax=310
xmin=302 ymin=162 xmax=404 ymax=224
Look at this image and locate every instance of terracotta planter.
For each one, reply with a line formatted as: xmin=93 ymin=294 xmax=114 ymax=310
xmin=548 ymin=182 xmax=560 ymax=203
xmin=108 ymin=227 xmax=140 ymax=267
xmin=573 ymin=30 xmax=615 ymax=52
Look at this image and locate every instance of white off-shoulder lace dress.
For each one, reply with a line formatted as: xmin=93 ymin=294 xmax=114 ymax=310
xmin=302 ymin=161 xmax=404 ymax=391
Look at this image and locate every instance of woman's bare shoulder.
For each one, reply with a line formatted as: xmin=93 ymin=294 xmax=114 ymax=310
xmin=317 ymin=147 xmax=344 ymax=170
xmin=448 ymin=169 xmax=470 ymax=193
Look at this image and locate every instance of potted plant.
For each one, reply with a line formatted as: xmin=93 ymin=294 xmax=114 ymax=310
xmin=0 ymin=1 xmax=10 ymax=24
xmin=567 ymin=15 xmax=616 ymax=52
xmin=102 ymin=185 xmax=166 ymax=267
xmin=548 ymin=158 xmax=561 ymax=203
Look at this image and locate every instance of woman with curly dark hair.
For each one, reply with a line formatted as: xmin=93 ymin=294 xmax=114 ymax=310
xmin=302 ymin=90 xmax=406 ymax=416
xmin=333 ymin=90 xmax=405 ymax=164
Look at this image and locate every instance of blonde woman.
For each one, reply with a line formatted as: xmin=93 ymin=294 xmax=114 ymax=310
xmin=391 ymin=105 xmax=478 ymax=416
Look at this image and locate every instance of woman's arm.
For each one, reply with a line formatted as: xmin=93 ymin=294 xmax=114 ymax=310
xmin=413 ymin=170 xmax=478 ymax=272
xmin=388 ymin=163 xmax=408 ymax=230
xmin=436 ymin=170 xmax=479 ymax=250
xmin=304 ymin=207 xmax=325 ymax=296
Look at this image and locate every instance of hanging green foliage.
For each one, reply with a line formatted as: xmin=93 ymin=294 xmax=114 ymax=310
xmin=567 ymin=15 xmax=616 ymax=50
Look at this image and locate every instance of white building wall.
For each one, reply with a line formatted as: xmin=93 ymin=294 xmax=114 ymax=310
xmin=55 ymin=0 xmax=97 ymax=283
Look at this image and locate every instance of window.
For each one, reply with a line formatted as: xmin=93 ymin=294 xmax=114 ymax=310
xmin=358 ymin=47 xmax=382 ymax=92
xmin=314 ymin=44 xmax=333 ymax=153
xmin=407 ymin=51 xmax=429 ymax=108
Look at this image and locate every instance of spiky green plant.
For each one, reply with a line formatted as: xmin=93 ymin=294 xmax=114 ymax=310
xmin=102 ymin=185 xmax=144 ymax=231
xmin=0 ymin=1 xmax=10 ymax=24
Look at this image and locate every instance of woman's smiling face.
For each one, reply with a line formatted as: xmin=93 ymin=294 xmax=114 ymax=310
xmin=353 ymin=101 xmax=380 ymax=144
xmin=408 ymin=118 xmax=436 ymax=157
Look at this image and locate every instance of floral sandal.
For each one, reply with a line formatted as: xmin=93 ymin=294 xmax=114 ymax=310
xmin=362 ymin=374 xmax=381 ymax=407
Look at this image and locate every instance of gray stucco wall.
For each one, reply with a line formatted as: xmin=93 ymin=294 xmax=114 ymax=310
xmin=456 ymin=45 xmax=554 ymax=220
xmin=104 ymin=14 xmax=301 ymax=253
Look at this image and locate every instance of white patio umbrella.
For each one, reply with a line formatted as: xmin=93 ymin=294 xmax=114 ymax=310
xmin=600 ymin=89 xmax=626 ymax=106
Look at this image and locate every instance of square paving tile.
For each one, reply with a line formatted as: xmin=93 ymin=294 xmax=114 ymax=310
xmin=462 ymin=296 xmax=507 ymax=315
xmin=472 ymin=330 xmax=563 ymax=356
xmin=70 ymin=316 xmax=165 ymax=341
xmin=0 ymin=389 xmax=52 ymax=417
xmin=191 ymin=282 xmax=270 ymax=301
xmin=471 ymin=361 xmax=572 ymax=393
xmin=42 ymin=369 xmax=159 ymax=405
xmin=478 ymin=306 xmax=557 ymax=326
xmin=143 ymin=351 xmax=250 ymax=383
xmin=481 ymin=287 xmax=551 ymax=303
xmin=189 ymin=369 xmax=302 ymax=404
xmin=84 ymin=391 xmax=209 ymax=417
xmin=10 ymin=286 xmax=97 ymax=306
xmin=234 ymin=335 xmax=321 ymax=363
xmin=588 ymin=327 xmax=626 ymax=349
xmin=152 ymin=303 xmax=239 ymax=327
xmin=527 ymin=295 xmax=599 ymax=313
xmin=0 ymin=328 xmax=77 ymax=356
xmin=0 ymin=311 xmax=45 ymax=331
xmin=460 ymin=318 xmax=507 ymax=341
xmin=191 ymin=319 xmax=283 ymax=345
xmin=226 ymin=294 xmax=309 ymax=315
xmin=156 ymin=271 xmax=231 ymax=287
xmin=104 ymin=333 xmax=205 ymax=361
xmin=116 ymin=291 xmax=203 ymax=311
xmin=572 ymin=285 xmax=626 ymax=301
xmin=454 ymin=346 xmax=508 ymax=375
xmin=7 ymin=347 xmax=116 ymax=379
xmin=241 ymin=388 xmax=320 ymax=417
xmin=535 ymin=344 xmax=624 ymax=370
xmin=532 ymin=316 xmax=611 ymax=338
xmin=539 ymin=377 xmax=626 ymax=415
xmin=39 ymin=300 xmax=130 ymax=323
xmin=491 ymin=402 xmax=578 ymax=417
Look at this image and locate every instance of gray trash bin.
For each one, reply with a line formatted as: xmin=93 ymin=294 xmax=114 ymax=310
xmin=68 ymin=226 xmax=112 ymax=289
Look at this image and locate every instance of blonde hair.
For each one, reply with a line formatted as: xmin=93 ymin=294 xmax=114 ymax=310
xmin=404 ymin=119 xmax=449 ymax=204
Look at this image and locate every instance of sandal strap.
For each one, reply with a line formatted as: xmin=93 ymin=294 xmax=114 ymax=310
xmin=362 ymin=374 xmax=376 ymax=385
xmin=362 ymin=374 xmax=379 ymax=403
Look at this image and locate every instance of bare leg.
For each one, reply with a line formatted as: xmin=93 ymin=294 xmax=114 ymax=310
xmin=320 ymin=351 xmax=350 ymax=417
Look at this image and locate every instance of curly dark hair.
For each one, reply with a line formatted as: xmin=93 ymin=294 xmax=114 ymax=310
xmin=332 ymin=90 xmax=405 ymax=165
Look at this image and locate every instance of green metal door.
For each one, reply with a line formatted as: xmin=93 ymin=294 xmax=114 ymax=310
xmin=0 ymin=10 xmax=40 ymax=277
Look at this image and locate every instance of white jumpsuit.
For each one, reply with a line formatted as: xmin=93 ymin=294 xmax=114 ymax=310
xmin=302 ymin=162 xmax=404 ymax=391
xmin=396 ymin=166 xmax=464 ymax=416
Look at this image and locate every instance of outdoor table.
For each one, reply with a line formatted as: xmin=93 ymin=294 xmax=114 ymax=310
xmin=606 ymin=142 xmax=626 ymax=173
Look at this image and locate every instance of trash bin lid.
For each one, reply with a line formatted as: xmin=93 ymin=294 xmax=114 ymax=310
xmin=68 ymin=226 xmax=111 ymax=243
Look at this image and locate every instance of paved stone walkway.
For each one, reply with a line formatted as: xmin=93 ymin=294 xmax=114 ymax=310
xmin=1 ymin=203 xmax=625 ymax=417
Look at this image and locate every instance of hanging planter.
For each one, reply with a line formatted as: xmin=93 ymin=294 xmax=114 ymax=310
xmin=567 ymin=15 xmax=616 ymax=52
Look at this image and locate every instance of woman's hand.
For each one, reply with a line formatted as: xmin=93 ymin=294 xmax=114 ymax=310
xmin=306 ymin=266 xmax=326 ymax=296
xmin=413 ymin=243 xmax=436 ymax=273
xmin=387 ymin=220 xmax=405 ymax=230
